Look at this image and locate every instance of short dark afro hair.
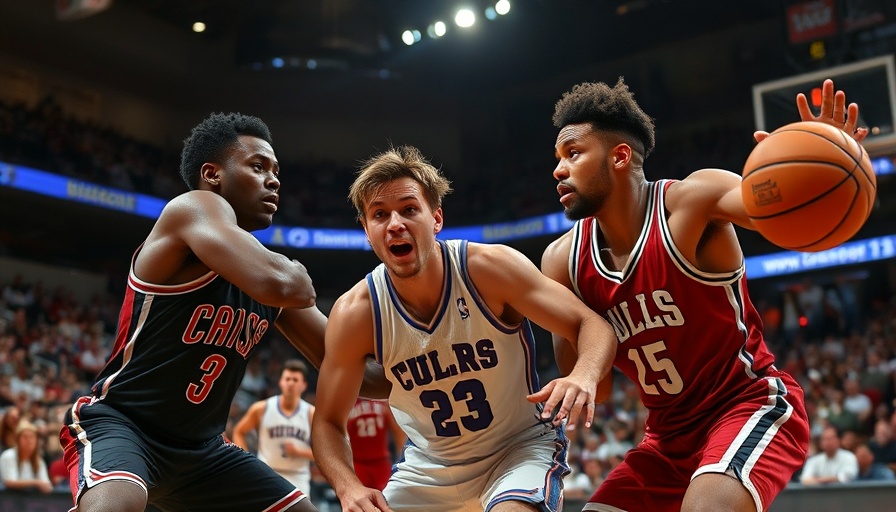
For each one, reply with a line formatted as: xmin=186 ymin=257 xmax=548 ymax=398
xmin=552 ymin=77 xmax=656 ymax=158
xmin=179 ymin=112 xmax=273 ymax=189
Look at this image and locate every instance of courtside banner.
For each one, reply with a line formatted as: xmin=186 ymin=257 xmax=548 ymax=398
xmin=3 ymin=161 xmax=895 ymax=272
xmin=745 ymin=235 xmax=896 ymax=279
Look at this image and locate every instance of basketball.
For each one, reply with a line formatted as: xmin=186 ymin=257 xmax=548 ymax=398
xmin=741 ymin=121 xmax=876 ymax=252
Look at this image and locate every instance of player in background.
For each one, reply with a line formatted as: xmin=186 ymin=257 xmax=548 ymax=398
xmin=234 ymin=359 xmax=316 ymax=496
xmin=312 ymin=145 xmax=618 ymax=512
xmin=542 ymin=78 xmax=867 ymax=512
xmin=347 ymin=398 xmax=407 ymax=491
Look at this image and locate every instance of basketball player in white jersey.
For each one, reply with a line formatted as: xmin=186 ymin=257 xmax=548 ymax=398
xmin=233 ymin=359 xmax=315 ymax=495
xmin=312 ymin=145 xmax=619 ymax=512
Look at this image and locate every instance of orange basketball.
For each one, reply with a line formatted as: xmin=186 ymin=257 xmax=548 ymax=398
xmin=741 ymin=121 xmax=876 ymax=252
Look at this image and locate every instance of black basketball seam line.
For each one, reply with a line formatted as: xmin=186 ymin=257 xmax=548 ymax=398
xmin=783 ymin=186 xmax=861 ymax=251
xmin=747 ymin=168 xmax=857 ymax=220
xmin=744 ymin=159 xmax=853 ymax=176
xmin=745 ymin=128 xmax=872 ymax=184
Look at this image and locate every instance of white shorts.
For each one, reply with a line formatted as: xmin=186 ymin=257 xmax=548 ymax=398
xmin=383 ymin=426 xmax=569 ymax=511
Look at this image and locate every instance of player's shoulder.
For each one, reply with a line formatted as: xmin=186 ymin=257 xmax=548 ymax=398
xmin=332 ymin=280 xmax=374 ymax=317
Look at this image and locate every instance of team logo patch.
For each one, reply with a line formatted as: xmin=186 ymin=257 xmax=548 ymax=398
xmin=457 ymin=297 xmax=470 ymax=319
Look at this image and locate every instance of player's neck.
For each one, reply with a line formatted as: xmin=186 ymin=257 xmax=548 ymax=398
xmin=279 ymin=395 xmax=300 ymax=412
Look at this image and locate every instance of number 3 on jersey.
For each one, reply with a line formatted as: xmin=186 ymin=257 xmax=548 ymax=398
xmin=420 ymin=378 xmax=494 ymax=437
xmin=628 ymin=340 xmax=683 ymax=395
xmin=186 ymin=354 xmax=227 ymax=404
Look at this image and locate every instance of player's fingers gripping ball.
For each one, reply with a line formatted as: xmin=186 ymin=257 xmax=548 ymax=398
xmin=741 ymin=121 xmax=876 ymax=252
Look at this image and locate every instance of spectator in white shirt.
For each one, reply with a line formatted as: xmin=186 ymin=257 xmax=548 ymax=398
xmin=800 ymin=425 xmax=859 ymax=485
xmin=0 ymin=420 xmax=52 ymax=494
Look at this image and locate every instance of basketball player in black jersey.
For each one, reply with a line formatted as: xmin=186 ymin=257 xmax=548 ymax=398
xmin=60 ymin=113 xmax=384 ymax=512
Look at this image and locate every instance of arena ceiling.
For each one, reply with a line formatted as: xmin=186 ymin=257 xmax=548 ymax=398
xmin=0 ymin=1 xmax=782 ymax=112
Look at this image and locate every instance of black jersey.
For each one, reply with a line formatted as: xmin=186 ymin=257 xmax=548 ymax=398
xmin=92 ymin=252 xmax=281 ymax=446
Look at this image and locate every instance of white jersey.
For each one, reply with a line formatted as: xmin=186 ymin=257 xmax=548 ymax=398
xmin=369 ymin=239 xmax=548 ymax=464
xmin=257 ymin=395 xmax=312 ymax=491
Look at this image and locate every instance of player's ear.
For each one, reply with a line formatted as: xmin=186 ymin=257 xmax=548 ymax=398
xmin=200 ymin=163 xmax=221 ymax=186
xmin=433 ymin=207 xmax=444 ymax=234
xmin=612 ymin=143 xmax=632 ymax=168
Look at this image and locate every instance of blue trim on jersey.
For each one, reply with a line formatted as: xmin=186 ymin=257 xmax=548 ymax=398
xmin=520 ymin=320 xmax=540 ymax=394
xmin=366 ymin=273 xmax=385 ymax=365
xmin=457 ymin=240 xmax=519 ymax=335
xmin=383 ymin=241 xmax=452 ymax=334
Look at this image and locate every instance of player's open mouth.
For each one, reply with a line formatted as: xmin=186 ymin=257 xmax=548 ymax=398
xmin=389 ymin=243 xmax=412 ymax=256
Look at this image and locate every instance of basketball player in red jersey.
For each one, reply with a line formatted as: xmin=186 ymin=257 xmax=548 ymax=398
xmin=60 ymin=113 xmax=388 ymax=512
xmin=542 ymin=78 xmax=868 ymax=512
xmin=347 ymin=398 xmax=407 ymax=490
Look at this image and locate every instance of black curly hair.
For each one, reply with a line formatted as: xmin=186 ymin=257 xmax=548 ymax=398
xmin=552 ymin=77 xmax=656 ymax=158
xmin=179 ymin=112 xmax=273 ymax=189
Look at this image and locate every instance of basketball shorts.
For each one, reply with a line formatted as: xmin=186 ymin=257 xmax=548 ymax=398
xmin=353 ymin=457 xmax=393 ymax=490
xmin=583 ymin=372 xmax=809 ymax=512
xmin=61 ymin=397 xmax=306 ymax=512
xmin=383 ymin=425 xmax=569 ymax=512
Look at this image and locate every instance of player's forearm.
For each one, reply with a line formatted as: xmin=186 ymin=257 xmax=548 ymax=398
xmin=313 ymin=422 xmax=364 ymax=494
xmin=569 ymin=315 xmax=616 ymax=383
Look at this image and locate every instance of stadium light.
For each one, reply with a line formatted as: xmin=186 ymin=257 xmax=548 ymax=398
xmin=455 ymin=8 xmax=476 ymax=28
xmin=495 ymin=0 xmax=511 ymax=15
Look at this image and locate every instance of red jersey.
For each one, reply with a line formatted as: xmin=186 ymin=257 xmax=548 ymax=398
xmin=347 ymin=398 xmax=393 ymax=462
xmin=570 ymin=180 xmax=776 ymax=436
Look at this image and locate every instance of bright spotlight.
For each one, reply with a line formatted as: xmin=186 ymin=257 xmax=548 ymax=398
xmin=455 ymin=8 xmax=476 ymax=27
xmin=495 ymin=0 xmax=511 ymax=15
xmin=402 ymin=29 xmax=416 ymax=45
xmin=427 ymin=20 xmax=447 ymax=38
xmin=192 ymin=21 xmax=206 ymax=33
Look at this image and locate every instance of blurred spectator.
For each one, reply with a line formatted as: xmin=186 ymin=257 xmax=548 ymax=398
xmin=855 ymin=443 xmax=895 ymax=481
xmin=0 ymin=420 xmax=52 ymax=494
xmin=563 ymin=456 xmax=604 ymax=502
xmin=842 ymin=376 xmax=874 ymax=431
xmin=868 ymin=418 xmax=896 ymax=473
xmin=0 ymin=406 xmax=21 ymax=450
xmin=800 ymin=426 xmax=859 ymax=485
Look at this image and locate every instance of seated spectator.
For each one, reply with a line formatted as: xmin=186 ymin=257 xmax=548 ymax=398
xmin=855 ymin=443 xmax=895 ymax=481
xmin=800 ymin=425 xmax=859 ymax=485
xmin=869 ymin=417 xmax=896 ymax=473
xmin=0 ymin=420 xmax=52 ymax=493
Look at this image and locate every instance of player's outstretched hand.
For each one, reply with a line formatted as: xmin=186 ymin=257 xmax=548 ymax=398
xmin=339 ymin=487 xmax=392 ymax=512
xmin=527 ymin=375 xmax=595 ymax=430
xmin=754 ymin=78 xmax=868 ymax=144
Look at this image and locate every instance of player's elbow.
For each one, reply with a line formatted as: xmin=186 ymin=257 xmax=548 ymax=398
xmin=261 ymin=274 xmax=317 ymax=308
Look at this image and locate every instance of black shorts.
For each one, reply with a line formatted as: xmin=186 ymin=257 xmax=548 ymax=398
xmin=62 ymin=398 xmax=306 ymax=512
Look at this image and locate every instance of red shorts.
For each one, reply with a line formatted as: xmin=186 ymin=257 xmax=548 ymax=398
xmin=585 ymin=372 xmax=809 ymax=512
xmin=353 ymin=458 xmax=393 ymax=491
